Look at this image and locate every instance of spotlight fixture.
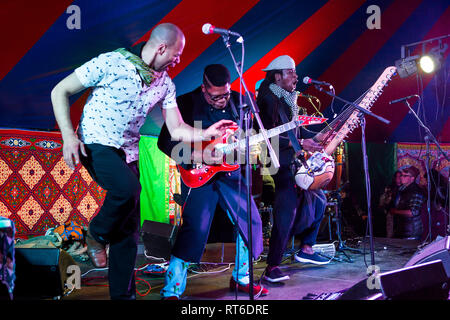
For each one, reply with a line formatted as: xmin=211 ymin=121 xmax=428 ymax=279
xmin=418 ymin=51 xmax=443 ymax=74
xmin=397 ymin=34 xmax=449 ymax=78
xmin=395 ymin=55 xmax=419 ymax=78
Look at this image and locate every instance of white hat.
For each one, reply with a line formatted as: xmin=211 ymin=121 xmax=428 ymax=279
xmin=262 ymin=55 xmax=296 ymax=71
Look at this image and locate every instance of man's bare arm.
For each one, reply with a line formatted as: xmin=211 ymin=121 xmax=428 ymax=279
xmin=162 ymin=106 xmax=235 ymax=143
xmin=51 ymin=72 xmax=87 ymax=170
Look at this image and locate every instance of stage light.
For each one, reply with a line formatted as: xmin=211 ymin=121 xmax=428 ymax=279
xmin=419 ymin=55 xmax=435 ymax=73
xmin=395 ymin=50 xmax=444 ymax=78
xmin=395 ymin=55 xmax=419 ymax=78
xmin=418 ymin=52 xmax=442 ymax=74
xmin=397 ymin=35 xmax=448 ymax=78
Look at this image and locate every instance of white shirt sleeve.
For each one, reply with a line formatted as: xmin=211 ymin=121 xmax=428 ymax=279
xmin=161 ymin=76 xmax=178 ymax=109
xmin=74 ymin=52 xmax=119 ymax=88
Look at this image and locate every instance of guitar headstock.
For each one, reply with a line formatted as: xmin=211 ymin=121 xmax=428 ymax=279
xmin=295 ymin=115 xmax=328 ymax=126
xmin=361 ymin=66 xmax=397 ymax=111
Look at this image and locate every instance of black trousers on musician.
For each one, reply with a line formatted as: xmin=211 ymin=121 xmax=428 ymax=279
xmin=266 ymin=166 xmax=326 ymax=267
xmin=171 ymin=169 xmax=263 ymax=263
xmin=81 ymin=144 xmax=140 ymax=300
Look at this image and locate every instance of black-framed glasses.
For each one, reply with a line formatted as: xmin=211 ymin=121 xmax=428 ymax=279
xmin=204 ymin=88 xmax=231 ymax=102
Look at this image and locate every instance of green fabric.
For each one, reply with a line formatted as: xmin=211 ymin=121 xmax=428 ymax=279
xmin=115 ymin=48 xmax=159 ymax=86
xmin=346 ymin=141 xmax=396 ymax=213
xmin=139 ymin=136 xmax=169 ymax=225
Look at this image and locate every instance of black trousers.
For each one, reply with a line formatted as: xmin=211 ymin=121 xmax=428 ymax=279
xmin=172 ymin=169 xmax=263 ymax=263
xmin=81 ymin=144 xmax=140 ymax=300
xmin=266 ymin=166 xmax=326 ymax=267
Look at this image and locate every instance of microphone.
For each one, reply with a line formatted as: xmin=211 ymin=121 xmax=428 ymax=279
xmin=202 ymin=23 xmax=241 ymax=37
xmin=389 ymin=94 xmax=419 ymax=104
xmin=302 ymin=76 xmax=331 ymax=86
xmin=297 ymin=91 xmax=320 ymax=102
xmin=296 ymin=91 xmax=313 ymax=98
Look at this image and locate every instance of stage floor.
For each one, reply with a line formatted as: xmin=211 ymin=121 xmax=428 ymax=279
xmin=63 ymin=237 xmax=423 ymax=301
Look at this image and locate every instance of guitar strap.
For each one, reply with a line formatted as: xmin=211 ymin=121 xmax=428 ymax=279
xmin=277 ymin=101 xmax=309 ymax=169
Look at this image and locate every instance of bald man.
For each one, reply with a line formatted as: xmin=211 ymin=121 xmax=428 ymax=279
xmin=51 ymin=23 xmax=232 ymax=300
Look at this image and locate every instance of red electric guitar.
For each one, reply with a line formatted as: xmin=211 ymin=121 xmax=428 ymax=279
xmin=177 ymin=115 xmax=327 ymax=188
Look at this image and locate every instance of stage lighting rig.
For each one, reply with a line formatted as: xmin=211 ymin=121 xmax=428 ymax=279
xmin=419 ymin=50 xmax=443 ymax=74
xmin=395 ymin=34 xmax=448 ymax=78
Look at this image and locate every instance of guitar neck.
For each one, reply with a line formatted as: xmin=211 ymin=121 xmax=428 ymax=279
xmin=220 ymin=121 xmax=298 ymax=154
xmin=221 ymin=116 xmax=326 ymax=154
xmin=321 ymin=66 xmax=397 ymax=155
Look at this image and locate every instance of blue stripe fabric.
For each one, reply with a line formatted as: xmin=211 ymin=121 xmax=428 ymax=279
xmin=0 ymin=0 xmax=447 ymax=143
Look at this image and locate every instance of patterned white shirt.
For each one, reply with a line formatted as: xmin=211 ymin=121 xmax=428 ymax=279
xmin=75 ymin=51 xmax=177 ymax=163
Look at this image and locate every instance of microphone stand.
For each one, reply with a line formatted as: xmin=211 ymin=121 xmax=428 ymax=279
xmin=313 ymin=84 xmax=390 ymax=269
xmin=425 ymin=136 xmax=432 ymax=243
xmin=220 ymin=34 xmax=280 ymax=300
xmin=402 ymin=99 xmax=450 ymax=243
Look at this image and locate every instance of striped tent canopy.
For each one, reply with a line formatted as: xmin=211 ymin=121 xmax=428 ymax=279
xmin=0 ymin=0 xmax=448 ymax=143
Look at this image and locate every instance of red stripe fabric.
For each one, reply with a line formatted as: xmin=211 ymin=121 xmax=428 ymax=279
xmin=440 ymin=120 xmax=450 ymax=142
xmin=362 ymin=5 xmax=450 ymax=142
xmin=230 ymin=0 xmax=366 ymax=92
xmin=133 ymin=0 xmax=260 ymax=79
xmin=0 ymin=0 xmax=74 ymax=81
xmin=313 ymin=0 xmax=425 ymax=108
xmin=64 ymin=0 xmax=260 ymax=129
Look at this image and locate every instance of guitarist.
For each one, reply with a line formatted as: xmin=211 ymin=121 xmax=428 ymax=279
xmin=257 ymin=55 xmax=330 ymax=283
xmin=157 ymin=64 xmax=266 ymax=299
xmin=51 ymin=24 xmax=233 ymax=299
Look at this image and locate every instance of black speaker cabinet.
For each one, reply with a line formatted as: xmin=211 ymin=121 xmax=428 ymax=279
xmin=141 ymin=220 xmax=178 ymax=262
xmin=379 ymin=259 xmax=449 ymax=300
xmin=339 ymin=259 xmax=450 ymax=300
xmin=337 ymin=278 xmax=381 ymax=300
xmin=404 ymin=236 xmax=450 ymax=278
xmin=14 ymin=247 xmax=64 ymax=299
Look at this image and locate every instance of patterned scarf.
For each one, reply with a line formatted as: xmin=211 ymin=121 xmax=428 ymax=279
xmin=115 ymin=47 xmax=160 ymax=86
xmin=269 ymin=83 xmax=299 ymax=119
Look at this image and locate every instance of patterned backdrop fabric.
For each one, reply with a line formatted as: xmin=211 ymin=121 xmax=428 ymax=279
xmin=0 ymin=129 xmax=106 ymax=237
xmin=0 ymin=217 xmax=15 ymax=299
xmin=396 ymin=142 xmax=450 ymax=239
xmin=397 ymin=143 xmax=450 ymax=185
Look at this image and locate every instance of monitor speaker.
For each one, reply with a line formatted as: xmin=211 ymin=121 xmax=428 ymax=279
xmin=338 ymin=259 xmax=450 ymax=300
xmin=141 ymin=220 xmax=178 ymax=262
xmin=378 ymin=259 xmax=449 ymax=300
xmin=404 ymin=236 xmax=450 ymax=278
xmin=14 ymin=248 xmax=64 ymax=299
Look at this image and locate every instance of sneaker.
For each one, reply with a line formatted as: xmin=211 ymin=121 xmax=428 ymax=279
xmin=229 ymin=278 xmax=268 ymax=298
xmin=263 ymin=266 xmax=290 ymax=283
xmin=295 ymin=251 xmax=330 ymax=265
